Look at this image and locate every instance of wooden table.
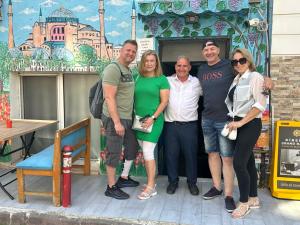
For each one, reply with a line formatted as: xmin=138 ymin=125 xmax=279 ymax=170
xmin=0 ymin=119 xmax=58 ymax=199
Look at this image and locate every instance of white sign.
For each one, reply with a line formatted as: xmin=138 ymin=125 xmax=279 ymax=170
xmin=136 ymin=38 xmax=155 ymax=62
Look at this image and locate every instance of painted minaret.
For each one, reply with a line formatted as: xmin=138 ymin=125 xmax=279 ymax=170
xmin=131 ymin=0 xmax=136 ymax=40
xmin=8 ymin=0 xmax=15 ymax=49
xmin=39 ymin=7 xmax=42 ymax=22
xmin=98 ymin=0 xmax=108 ymax=59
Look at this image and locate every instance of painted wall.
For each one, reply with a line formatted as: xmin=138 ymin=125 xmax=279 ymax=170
xmin=0 ymin=0 xmax=271 ymax=175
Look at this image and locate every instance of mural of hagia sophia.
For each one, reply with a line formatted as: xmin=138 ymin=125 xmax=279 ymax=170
xmin=6 ymin=0 xmax=137 ymax=61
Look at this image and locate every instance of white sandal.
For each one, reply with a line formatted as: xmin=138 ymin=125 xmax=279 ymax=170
xmin=232 ymin=202 xmax=250 ymax=219
xmin=137 ymin=185 xmax=157 ymax=200
xmin=248 ymin=197 xmax=260 ymax=209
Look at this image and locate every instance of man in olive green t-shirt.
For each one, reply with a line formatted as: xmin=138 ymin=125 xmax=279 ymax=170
xmin=102 ymin=40 xmax=139 ymax=200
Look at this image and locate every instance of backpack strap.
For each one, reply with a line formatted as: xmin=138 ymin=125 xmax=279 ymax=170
xmin=111 ymin=61 xmax=133 ymax=78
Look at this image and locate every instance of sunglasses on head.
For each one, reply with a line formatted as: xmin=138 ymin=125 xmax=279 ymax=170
xmin=231 ymin=57 xmax=247 ymax=66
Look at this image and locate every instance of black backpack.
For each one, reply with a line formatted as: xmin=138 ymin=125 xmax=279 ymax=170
xmin=89 ymin=62 xmax=124 ymax=119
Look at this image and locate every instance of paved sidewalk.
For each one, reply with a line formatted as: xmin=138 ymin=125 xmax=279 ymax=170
xmin=0 ymin=172 xmax=300 ymax=225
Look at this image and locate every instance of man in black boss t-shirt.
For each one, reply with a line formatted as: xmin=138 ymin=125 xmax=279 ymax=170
xmin=197 ymin=40 xmax=236 ymax=213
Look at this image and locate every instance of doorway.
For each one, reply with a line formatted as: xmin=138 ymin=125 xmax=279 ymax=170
xmin=157 ymin=37 xmax=230 ymax=178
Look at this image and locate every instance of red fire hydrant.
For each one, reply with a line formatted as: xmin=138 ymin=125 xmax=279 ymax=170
xmin=62 ymin=145 xmax=72 ymax=207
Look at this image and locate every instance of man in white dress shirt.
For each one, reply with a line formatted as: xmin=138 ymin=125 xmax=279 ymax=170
xmin=164 ymin=56 xmax=202 ymax=195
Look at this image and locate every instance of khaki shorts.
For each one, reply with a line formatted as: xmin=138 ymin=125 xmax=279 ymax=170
xmin=101 ymin=115 xmax=139 ymax=167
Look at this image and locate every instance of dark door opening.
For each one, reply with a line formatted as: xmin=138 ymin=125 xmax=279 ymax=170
xmin=157 ymin=38 xmax=230 ymax=179
xmin=157 ymin=61 xmax=211 ymax=178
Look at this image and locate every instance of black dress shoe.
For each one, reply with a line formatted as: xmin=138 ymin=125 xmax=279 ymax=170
xmin=104 ymin=185 xmax=129 ymax=200
xmin=166 ymin=182 xmax=178 ymax=194
xmin=188 ymin=183 xmax=199 ymax=196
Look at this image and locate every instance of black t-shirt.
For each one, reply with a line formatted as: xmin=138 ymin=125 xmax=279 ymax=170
xmin=197 ymin=59 xmax=234 ymax=122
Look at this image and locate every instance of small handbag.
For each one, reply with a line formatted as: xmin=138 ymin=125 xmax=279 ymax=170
xmin=132 ymin=115 xmax=153 ymax=133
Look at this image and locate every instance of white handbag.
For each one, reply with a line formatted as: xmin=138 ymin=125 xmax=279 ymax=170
xmin=132 ymin=115 xmax=153 ymax=133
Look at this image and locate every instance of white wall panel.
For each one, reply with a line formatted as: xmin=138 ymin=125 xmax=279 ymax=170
xmin=273 ymin=15 xmax=300 ymax=34
xmin=273 ymin=0 xmax=300 ymax=14
xmin=272 ymin=35 xmax=300 ymax=55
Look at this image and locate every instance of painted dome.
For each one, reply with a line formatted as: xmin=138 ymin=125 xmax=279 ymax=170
xmin=46 ymin=6 xmax=79 ymax=23
xmin=49 ymin=6 xmax=75 ymax=18
xmin=32 ymin=48 xmax=50 ymax=60
xmin=52 ymin=47 xmax=74 ymax=61
xmin=9 ymin=48 xmax=23 ymax=59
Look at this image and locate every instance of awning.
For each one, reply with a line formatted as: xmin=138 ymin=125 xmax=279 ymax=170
xmin=137 ymin=0 xmax=249 ymax=16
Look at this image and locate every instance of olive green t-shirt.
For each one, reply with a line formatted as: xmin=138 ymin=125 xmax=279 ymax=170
xmin=102 ymin=62 xmax=134 ymax=120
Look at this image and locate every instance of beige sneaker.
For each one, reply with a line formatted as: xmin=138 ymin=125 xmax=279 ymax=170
xmin=248 ymin=197 xmax=260 ymax=209
xmin=137 ymin=185 xmax=157 ymax=200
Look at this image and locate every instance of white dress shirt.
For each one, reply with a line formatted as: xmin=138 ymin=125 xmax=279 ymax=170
xmin=165 ymin=74 xmax=203 ymax=122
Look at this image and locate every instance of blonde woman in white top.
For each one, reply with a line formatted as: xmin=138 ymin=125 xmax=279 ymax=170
xmin=224 ymin=48 xmax=267 ymax=219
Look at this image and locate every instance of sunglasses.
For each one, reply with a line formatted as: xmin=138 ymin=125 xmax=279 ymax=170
xmin=231 ymin=57 xmax=247 ymax=66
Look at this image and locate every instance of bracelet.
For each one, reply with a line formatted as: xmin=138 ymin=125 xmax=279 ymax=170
xmin=151 ymin=115 xmax=157 ymax=121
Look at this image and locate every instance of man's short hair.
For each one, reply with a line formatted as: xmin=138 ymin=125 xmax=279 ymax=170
xmin=202 ymin=40 xmax=219 ymax=49
xmin=176 ymin=55 xmax=191 ymax=65
xmin=122 ymin=39 xmax=138 ymax=49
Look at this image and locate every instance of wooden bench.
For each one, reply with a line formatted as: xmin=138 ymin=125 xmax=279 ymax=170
xmin=16 ymin=118 xmax=91 ymax=206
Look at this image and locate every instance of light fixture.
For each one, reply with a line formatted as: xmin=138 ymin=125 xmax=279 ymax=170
xmin=185 ymin=14 xmax=199 ymax=24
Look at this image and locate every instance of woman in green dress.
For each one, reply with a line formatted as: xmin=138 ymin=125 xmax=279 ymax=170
xmin=134 ymin=50 xmax=170 ymax=200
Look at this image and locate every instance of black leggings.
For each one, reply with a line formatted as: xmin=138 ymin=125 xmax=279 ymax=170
xmin=233 ymin=117 xmax=262 ymax=203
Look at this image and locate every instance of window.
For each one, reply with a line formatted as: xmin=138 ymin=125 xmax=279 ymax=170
xmin=62 ymin=27 xmax=64 ymax=34
xmin=53 ymin=28 xmax=56 ymax=34
xmin=12 ymin=73 xmax=100 ymax=157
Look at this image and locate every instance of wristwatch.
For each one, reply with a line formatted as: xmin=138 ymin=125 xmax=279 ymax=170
xmin=151 ymin=115 xmax=157 ymax=121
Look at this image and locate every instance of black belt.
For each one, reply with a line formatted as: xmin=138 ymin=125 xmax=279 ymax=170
xmin=167 ymin=121 xmax=197 ymax=125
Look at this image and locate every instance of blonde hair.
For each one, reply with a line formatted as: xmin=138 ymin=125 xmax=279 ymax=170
xmin=231 ymin=48 xmax=256 ymax=72
xmin=138 ymin=50 xmax=162 ymax=77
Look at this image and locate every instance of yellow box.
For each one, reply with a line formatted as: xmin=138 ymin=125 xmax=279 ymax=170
xmin=269 ymin=120 xmax=300 ymax=200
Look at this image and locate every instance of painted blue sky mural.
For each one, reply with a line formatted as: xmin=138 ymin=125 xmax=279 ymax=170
xmin=0 ymin=0 xmax=144 ymax=46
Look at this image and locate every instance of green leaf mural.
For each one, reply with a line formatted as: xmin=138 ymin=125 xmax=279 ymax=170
xmin=227 ymin=28 xmax=235 ymax=36
xmin=163 ymin=30 xmax=173 ymax=37
xmin=250 ymin=7 xmax=258 ymax=13
xmin=202 ymin=27 xmax=213 ymax=36
xmin=160 ymin=19 xmax=169 ymax=30
xmin=144 ymin=24 xmax=149 ymax=31
xmin=181 ymin=27 xmax=190 ymax=37
xmin=191 ymin=31 xmax=199 ymax=37
xmin=233 ymin=35 xmax=242 ymax=43
xmin=159 ymin=2 xmax=170 ymax=12
xmin=140 ymin=3 xmax=153 ymax=14
xmin=200 ymin=0 xmax=209 ymax=9
xmin=173 ymin=1 xmax=184 ymax=11
xmin=259 ymin=43 xmax=266 ymax=52
xmin=192 ymin=23 xmax=201 ymax=30
xmin=256 ymin=65 xmax=264 ymax=73
xmin=216 ymin=1 xmax=226 ymax=11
